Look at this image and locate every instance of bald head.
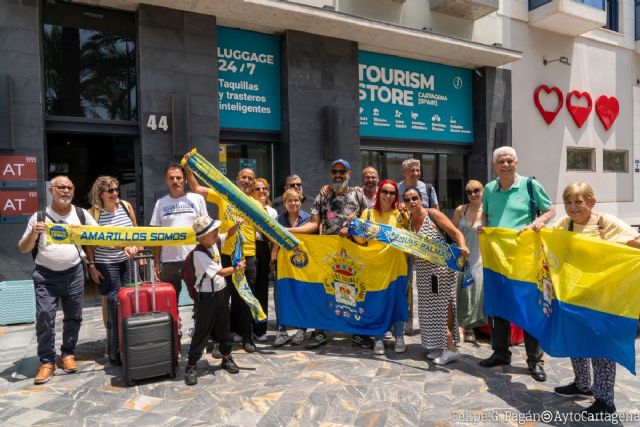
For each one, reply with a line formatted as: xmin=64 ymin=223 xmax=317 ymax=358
xmin=236 ymin=168 xmax=256 ymax=194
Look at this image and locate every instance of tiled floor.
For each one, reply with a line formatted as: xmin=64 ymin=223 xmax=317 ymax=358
xmin=0 ymin=289 xmax=638 ymax=426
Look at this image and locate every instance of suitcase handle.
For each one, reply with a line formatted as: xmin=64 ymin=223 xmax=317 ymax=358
xmin=131 ymin=250 xmax=157 ymax=313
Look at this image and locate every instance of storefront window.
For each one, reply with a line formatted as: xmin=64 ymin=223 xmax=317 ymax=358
xmin=567 ymin=147 xmax=595 ymax=171
xmin=43 ymin=1 xmax=136 ymax=121
xmin=219 ymin=142 xmax=273 ymax=190
xmin=603 ymin=149 xmax=628 ymax=172
xmin=437 ymin=154 xmax=464 ymax=214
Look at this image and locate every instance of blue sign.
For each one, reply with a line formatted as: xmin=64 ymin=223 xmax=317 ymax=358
xmin=217 ymin=27 xmax=280 ymax=131
xmin=359 ymin=51 xmax=473 ymax=143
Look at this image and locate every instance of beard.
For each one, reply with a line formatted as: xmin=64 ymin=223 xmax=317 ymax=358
xmin=238 ymin=181 xmax=252 ymax=194
xmin=331 ymin=180 xmax=348 ymax=193
xmin=364 ymin=183 xmax=377 ymax=192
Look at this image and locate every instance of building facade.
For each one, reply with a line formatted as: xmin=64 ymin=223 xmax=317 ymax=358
xmin=0 ymin=0 xmax=635 ymax=279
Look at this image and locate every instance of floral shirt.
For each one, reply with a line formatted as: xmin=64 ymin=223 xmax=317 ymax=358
xmin=311 ymin=188 xmax=367 ymax=235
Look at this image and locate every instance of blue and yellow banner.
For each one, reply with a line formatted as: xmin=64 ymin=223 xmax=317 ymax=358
xmin=232 ymin=226 xmax=266 ymax=323
xmin=349 ymin=218 xmax=466 ymax=272
xmin=480 ymin=227 xmax=640 ymax=374
xmin=46 ymin=224 xmax=196 ymax=246
xmin=182 ymin=149 xmax=299 ymax=250
xmin=277 ymin=234 xmax=408 ymax=335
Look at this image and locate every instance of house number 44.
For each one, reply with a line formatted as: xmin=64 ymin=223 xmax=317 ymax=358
xmin=146 ymin=114 xmax=169 ymax=132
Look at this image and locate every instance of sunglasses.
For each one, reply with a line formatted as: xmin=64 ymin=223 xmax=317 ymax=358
xmin=403 ymin=196 xmax=420 ymax=203
xmin=105 ymin=188 xmax=120 ymax=194
xmin=465 ymin=188 xmax=481 ymax=195
xmin=331 ymin=169 xmax=348 ymax=175
xmin=288 ymin=183 xmax=302 ymax=188
xmin=380 ymin=189 xmax=396 ymax=196
xmin=254 ymin=186 xmax=268 ymax=191
xmin=53 ymin=185 xmax=74 ymax=191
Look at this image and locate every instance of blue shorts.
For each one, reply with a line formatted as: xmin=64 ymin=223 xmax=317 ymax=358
xmin=95 ymin=260 xmax=130 ymax=296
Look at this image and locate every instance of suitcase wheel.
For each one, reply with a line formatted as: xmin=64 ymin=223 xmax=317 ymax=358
xmin=126 ymin=379 xmax=135 ymax=387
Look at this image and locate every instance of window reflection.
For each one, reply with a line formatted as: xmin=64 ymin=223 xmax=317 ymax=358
xmin=43 ymin=2 xmax=136 ymax=120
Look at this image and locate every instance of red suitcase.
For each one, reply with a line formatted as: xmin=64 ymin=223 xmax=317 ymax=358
xmin=118 ymin=255 xmax=180 ymax=365
xmin=475 ymin=322 xmax=524 ymax=345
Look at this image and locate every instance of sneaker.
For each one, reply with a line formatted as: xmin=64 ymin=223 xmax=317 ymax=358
xmin=384 ymin=331 xmax=393 ymax=339
xmin=554 ymin=382 xmax=593 ymax=397
xmin=290 ymin=329 xmax=305 ymax=345
xmin=351 ymin=335 xmax=374 ymax=349
xmin=394 ymin=336 xmax=407 ymax=353
xmin=582 ymin=398 xmax=616 ymax=416
xmin=426 ymin=349 xmax=443 ymax=360
xmin=464 ymin=330 xmax=476 ymax=343
xmin=184 ymin=365 xmax=198 ymax=386
xmin=243 ymin=340 xmax=256 ymax=353
xmin=433 ymin=350 xmax=460 ymax=365
xmin=373 ymin=338 xmax=385 ymax=355
xmin=210 ymin=343 xmax=222 ymax=359
xmin=273 ymin=330 xmax=291 ymax=347
xmin=221 ymin=357 xmax=240 ymax=374
xmin=254 ymin=333 xmax=268 ymax=343
xmin=306 ymin=331 xmax=328 ymax=349
xmin=232 ymin=333 xmax=242 ymax=343
xmin=34 ymin=363 xmax=55 ymax=385
xmin=56 ymin=355 xmax=78 ymax=374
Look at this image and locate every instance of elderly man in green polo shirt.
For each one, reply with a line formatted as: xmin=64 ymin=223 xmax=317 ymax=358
xmin=479 ymin=146 xmax=556 ymax=382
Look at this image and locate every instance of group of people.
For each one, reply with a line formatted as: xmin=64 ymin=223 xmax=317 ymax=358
xmin=17 ymin=146 xmax=639 ymax=416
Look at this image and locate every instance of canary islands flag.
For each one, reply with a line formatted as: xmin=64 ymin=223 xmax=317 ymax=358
xmin=480 ymin=227 xmax=640 ymax=373
xmin=277 ymin=235 xmax=408 ymax=335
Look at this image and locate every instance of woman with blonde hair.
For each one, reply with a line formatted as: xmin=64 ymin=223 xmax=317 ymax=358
xmin=452 ymin=179 xmax=486 ymax=342
xmin=251 ymin=177 xmax=278 ymax=341
xmin=85 ymin=176 xmax=139 ymax=330
xmin=553 ymin=182 xmax=640 ymax=416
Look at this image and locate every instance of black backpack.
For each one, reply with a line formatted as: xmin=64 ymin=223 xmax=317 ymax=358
xmin=31 ymin=206 xmax=87 ymax=260
xmin=526 ymin=176 xmax=541 ymax=223
xmin=182 ymin=240 xmax=222 ymax=302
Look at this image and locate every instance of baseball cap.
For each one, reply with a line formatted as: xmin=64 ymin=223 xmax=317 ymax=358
xmin=192 ymin=215 xmax=221 ymax=237
xmin=331 ymin=159 xmax=351 ymax=170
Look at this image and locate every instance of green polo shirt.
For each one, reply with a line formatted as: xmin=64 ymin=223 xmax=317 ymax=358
xmin=483 ymin=174 xmax=552 ymax=230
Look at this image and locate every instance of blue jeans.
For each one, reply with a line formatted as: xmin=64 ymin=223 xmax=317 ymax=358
xmin=376 ymin=321 xmax=405 ymax=339
xmin=33 ymin=263 xmax=84 ymax=363
xmin=95 ymin=260 xmax=129 ymax=296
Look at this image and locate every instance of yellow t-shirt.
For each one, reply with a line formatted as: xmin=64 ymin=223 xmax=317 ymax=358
xmin=205 ymin=189 xmax=258 ymax=256
xmin=554 ymin=213 xmax=639 ymax=244
xmin=360 ymin=208 xmax=409 ymax=229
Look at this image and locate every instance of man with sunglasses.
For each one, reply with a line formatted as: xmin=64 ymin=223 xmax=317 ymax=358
xmin=271 ymin=174 xmax=313 ymax=214
xmin=19 ymin=176 xmax=98 ymax=385
xmin=288 ymin=159 xmax=370 ymax=349
xmin=479 ymin=146 xmax=556 ymax=382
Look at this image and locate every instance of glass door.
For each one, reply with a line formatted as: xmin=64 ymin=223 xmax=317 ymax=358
xmin=219 ymin=141 xmax=274 ymax=191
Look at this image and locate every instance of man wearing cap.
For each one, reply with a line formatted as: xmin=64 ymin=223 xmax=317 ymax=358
xmin=288 ymin=159 xmax=370 ymax=348
xmin=184 ymin=215 xmax=244 ymax=386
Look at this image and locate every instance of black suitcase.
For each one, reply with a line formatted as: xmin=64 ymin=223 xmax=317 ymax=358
xmin=121 ymin=254 xmax=176 ymax=386
xmin=106 ymin=289 xmax=120 ymax=365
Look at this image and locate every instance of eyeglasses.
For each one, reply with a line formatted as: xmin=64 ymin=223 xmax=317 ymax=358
xmin=53 ymin=185 xmax=74 ymax=191
xmin=287 ymin=183 xmax=302 ymax=188
xmin=403 ymin=196 xmax=420 ymax=203
xmin=105 ymin=188 xmax=120 ymax=194
xmin=331 ymin=169 xmax=348 ymax=175
xmin=465 ymin=188 xmax=481 ymax=195
xmin=254 ymin=186 xmax=268 ymax=191
xmin=380 ymin=190 xmax=396 ymax=196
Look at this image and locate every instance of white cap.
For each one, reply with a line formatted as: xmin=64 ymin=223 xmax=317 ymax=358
xmin=192 ymin=215 xmax=221 ymax=237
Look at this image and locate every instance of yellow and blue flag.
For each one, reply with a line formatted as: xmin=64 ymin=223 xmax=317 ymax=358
xmin=277 ymin=234 xmax=408 ymax=335
xmin=232 ymin=226 xmax=267 ymax=323
xmin=480 ymin=227 xmax=640 ymax=373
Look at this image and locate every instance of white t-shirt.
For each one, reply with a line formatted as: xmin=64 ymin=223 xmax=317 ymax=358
xmin=150 ymin=192 xmax=207 ymax=263
xmin=23 ymin=206 xmax=98 ymax=271
xmin=193 ymin=235 xmax=227 ymax=292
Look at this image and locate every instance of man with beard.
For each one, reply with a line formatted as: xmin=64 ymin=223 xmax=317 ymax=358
xmin=185 ymin=164 xmax=261 ymax=353
xmin=151 ymin=163 xmax=207 ymax=301
xmin=362 ymin=166 xmax=379 ymax=208
xmin=287 ymin=159 xmax=370 ymax=349
xmin=271 ymin=174 xmax=314 ymax=214
xmin=19 ymin=176 xmax=98 ymax=384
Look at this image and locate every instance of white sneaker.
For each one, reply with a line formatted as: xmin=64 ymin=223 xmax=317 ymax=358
xmin=254 ymin=333 xmax=268 ymax=343
xmin=232 ymin=333 xmax=242 ymax=343
xmin=373 ymin=338 xmax=385 ymax=355
xmin=394 ymin=336 xmax=407 ymax=353
xmin=426 ymin=349 xmax=443 ymax=360
xmin=273 ymin=331 xmax=290 ymax=347
xmin=290 ymin=329 xmax=305 ymax=345
xmin=434 ymin=350 xmax=460 ymax=365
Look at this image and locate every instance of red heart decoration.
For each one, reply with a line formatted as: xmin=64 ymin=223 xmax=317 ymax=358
xmin=533 ymin=85 xmax=563 ymax=125
xmin=595 ymin=96 xmax=619 ymax=131
xmin=566 ymin=90 xmax=592 ymax=128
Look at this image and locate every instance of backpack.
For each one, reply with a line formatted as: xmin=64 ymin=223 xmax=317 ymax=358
xmin=182 ymin=240 xmax=222 ymax=302
xmin=32 ymin=205 xmax=87 ymax=261
xmin=91 ymin=200 xmax=135 ymax=224
xmin=526 ymin=176 xmax=541 ymax=223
